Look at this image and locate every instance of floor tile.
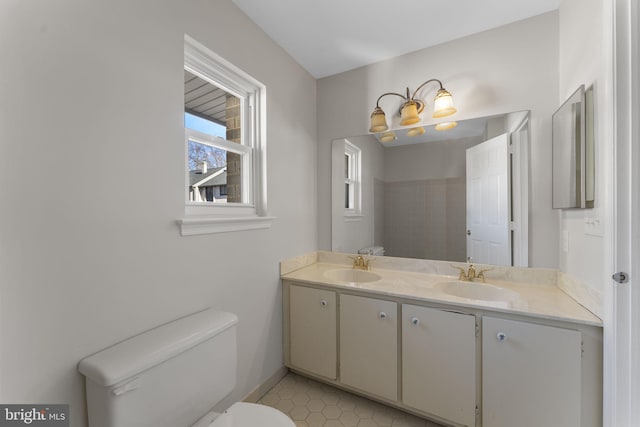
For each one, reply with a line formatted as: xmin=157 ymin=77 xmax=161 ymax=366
xmin=257 ymin=372 xmax=444 ymax=427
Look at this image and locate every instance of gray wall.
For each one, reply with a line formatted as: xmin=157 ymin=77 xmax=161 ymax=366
xmin=0 ymin=1 xmax=317 ymax=425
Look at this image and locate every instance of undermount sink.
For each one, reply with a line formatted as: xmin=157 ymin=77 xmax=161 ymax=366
xmin=435 ymin=281 xmax=519 ymax=304
xmin=324 ymin=268 xmax=381 ymax=283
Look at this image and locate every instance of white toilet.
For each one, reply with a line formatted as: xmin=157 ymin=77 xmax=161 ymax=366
xmin=78 ymin=309 xmax=294 ymax=427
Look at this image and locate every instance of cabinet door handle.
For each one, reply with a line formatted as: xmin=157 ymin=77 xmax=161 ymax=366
xmin=496 ymin=332 xmax=507 ymax=342
xmin=320 ymin=299 xmax=328 ymax=307
xmin=411 ymin=317 xmax=420 ymax=326
xmin=379 ymin=312 xmax=387 ymax=320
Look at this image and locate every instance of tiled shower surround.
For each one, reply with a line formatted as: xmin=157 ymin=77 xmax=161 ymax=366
xmin=380 ymin=177 xmax=466 ymax=261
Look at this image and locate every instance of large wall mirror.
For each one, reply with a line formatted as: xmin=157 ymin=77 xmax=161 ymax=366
xmin=331 ymin=111 xmax=530 ymax=267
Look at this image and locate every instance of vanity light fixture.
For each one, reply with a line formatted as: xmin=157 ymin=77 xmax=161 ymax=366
xmin=379 ymin=132 xmax=397 ymax=143
xmin=435 ymin=121 xmax=458 ymax=131
xmin=406 ymin=126 xmax=425 ymax=137
xmin=368 ymin=79 xmax=457 ymax=134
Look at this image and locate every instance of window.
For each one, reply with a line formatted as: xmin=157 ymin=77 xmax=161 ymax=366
xmin=344 ymin=141 xmax=361 ymax=216
xmin=185 ymin=124 xmax=250 ymax=204
xmin=178 ymin=36 xmax=272 ymax=236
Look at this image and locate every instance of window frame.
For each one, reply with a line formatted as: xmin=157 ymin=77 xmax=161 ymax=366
xmin=344 ymin=140 xmax=362 ymax=217
xmin=178 ymin=35 xmax=273 ymax=236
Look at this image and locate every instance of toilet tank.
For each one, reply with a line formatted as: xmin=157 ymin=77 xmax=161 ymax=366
xmin=78 ymin=309 xmax=239 ymax=427
xmin=357 ymin=246 xmax=385 ymax=256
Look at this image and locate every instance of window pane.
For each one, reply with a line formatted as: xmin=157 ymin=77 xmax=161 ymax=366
xmin=345 ymin=182 xmax=355 ymax=209
xmin=345 ymin=154 xmax=350 ymax=179
xmin=184 ymin=69 xmax=241 ymax=143
xmin=185 ymin=112 xmax=226 ymax=137
xmin=188 ymin=140 xmax=242 ymax=203
xmin=185 ymin=69 xmax=244 ymax=204
xmin=345 ymin=183 xmax=350 ymax=209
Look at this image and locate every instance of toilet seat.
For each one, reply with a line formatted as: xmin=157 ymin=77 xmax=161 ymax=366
xmin=209 ymin=402 xmax=295 ymax=427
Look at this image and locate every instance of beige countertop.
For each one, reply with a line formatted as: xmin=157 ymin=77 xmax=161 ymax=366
xmin=281 ymin=262 xmax=602 ymax=327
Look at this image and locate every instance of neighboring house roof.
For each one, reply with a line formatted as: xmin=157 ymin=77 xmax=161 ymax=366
xmin=189 ymin=166 xmax=227 ymax=187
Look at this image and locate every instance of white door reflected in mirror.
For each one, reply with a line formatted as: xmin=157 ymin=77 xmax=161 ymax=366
xmin=466 ymin=133 xmax=510 ymax=266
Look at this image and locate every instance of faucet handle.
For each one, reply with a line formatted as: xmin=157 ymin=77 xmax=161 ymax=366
xmin=451 ymin=265 xmax=468 ymax=281
xmin=476 ymin=267 xmax=494 ymax=283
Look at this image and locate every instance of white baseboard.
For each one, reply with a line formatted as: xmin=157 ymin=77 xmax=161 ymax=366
xmin=242 ymin=366 xmax=289 ymax=403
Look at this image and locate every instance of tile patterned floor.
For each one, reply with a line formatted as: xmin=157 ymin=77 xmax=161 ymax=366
xmin=258 ymin=372 xmax=444 ymax=427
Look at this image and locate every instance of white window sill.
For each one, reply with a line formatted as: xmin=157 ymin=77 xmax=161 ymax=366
xmin=177 ymin=215 xmax=275 ymax=236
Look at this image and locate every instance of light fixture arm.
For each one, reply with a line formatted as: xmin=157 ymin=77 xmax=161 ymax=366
xmin=410 ymin=78 xmax=444 ymax=101
xmin=375 ymin=90 xmax=425 ymax=115
xmin=375 ymin=79 xmax=444 ymax=107
xmin=374 ymin=91 xmax=407 ymax=108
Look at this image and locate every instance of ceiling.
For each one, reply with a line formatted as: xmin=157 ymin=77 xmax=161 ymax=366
xmin=184 ymin=69 xmax=229 ymax=124
xmin=232 ymin=0 xmax=561 ymax=78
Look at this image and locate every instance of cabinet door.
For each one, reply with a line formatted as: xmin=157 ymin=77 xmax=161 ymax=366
xmin=482 ymin=317 xmax=581 ymax=427
xmin=340 ymin=294 xmax=397 ymax=401
xmin=289 ymin=285 xmax=337 ymax=379
xmin=402 ymin=305 xmax=477 ymax=427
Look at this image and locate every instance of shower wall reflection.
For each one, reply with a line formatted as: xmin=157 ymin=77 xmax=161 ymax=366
xmin=382 ymin=177 xmax=466 ymax=261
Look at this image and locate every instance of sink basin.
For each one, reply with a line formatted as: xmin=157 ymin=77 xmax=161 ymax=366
xmin=435 ymin=281 xmax=519 ymax=304
xmin=324 ymin=268 xmax=381 ymax=283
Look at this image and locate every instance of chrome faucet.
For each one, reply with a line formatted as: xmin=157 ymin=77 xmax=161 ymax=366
xmin=351 ymin=255 xmax=371 ymax=271
xmin=451 ymin=264 xmax=493 ymax=282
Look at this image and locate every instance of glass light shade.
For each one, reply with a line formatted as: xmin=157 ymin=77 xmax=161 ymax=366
xmin=407 ymin=126 xmax=425 ymax=137
xmin=435 ymin=121 xmax=458 ymax=131
xmin=369 ymin=107 xmax=389 ymax=132
xmin=379 ymin=132 xmax=396 ymax=143
xmin=399 ymin=101 xmax=421 ymax=126
xmin=432 ymin=88 xmax=457 ymax=118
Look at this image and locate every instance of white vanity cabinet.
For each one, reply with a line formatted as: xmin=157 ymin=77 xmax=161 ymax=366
xmin=482 ymin=317 xmax=582 ymax=427
xmin=288 ymin=285 xmax=337 ymax=379
xmin=283 ymin=278 xmax=601 ymax=427
xmin=402 ymin=304 xmax=477 ymax=427
xmin=339 ymin=293 xmax=398 ymax=401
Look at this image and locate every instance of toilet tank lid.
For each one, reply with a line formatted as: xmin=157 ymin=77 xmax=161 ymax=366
xmin=357 ymin=246 xmax=384 ymax=254
xmin=78 ymin=309 xmax=238 ymax=387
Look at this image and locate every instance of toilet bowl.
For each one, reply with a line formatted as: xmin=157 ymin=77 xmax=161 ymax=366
xmin=194 ymin=403 xmax=294 ymax=427
xmin=78 ymin=309 xmax=294 ymax=427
